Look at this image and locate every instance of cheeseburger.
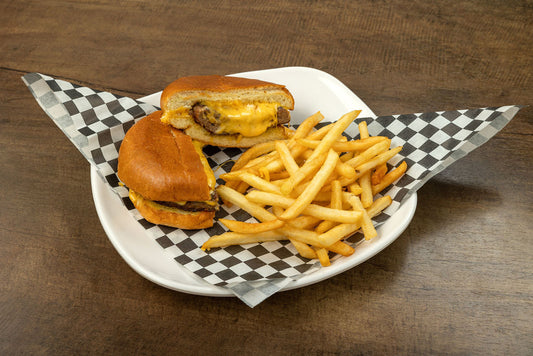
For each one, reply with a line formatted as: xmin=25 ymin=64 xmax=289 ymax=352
xmin=160 ymin=75 xmax=294 ymax=147
xmin=118 ymin=111 xmax=217 ymax=229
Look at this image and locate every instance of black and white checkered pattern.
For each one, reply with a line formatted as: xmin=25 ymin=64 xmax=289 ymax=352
xmin=23 ymin=72 xmax=522 ymax=307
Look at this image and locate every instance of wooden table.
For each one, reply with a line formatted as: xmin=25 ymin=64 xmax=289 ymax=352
xmin=1 ymin=1 xmax=531 ymax=354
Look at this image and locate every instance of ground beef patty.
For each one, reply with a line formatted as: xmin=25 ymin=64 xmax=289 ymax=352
xmin=191 ymin=103 xmax=290 ymax=134
xmin=155 ymin=191 xmax=218 ymax=212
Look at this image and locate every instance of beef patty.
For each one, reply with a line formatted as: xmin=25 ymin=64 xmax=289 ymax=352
xmin=155 ymin=191 xmax=219 ymax=212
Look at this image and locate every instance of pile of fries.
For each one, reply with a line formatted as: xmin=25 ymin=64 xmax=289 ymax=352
xmin=202 ymin=110 xmax=407 ymax=266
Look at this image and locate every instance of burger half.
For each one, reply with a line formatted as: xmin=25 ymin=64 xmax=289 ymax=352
xmin=160 ymin=75 xmax=295 ymax=147
xmin=118 ymin=111 xmax=217 ymax=229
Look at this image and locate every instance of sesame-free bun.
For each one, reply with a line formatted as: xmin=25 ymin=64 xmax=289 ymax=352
xmin=117 ymin=111 xmax=216 ymax=229
xmin=160 ymin=75 xmax=294 ymax=147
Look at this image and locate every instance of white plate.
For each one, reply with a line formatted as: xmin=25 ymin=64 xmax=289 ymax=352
xmin=91 ymin=67 xmax=417 ymax=297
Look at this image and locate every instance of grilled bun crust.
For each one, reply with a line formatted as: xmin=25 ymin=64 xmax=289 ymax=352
xmin=118 ymin=111 xmax=211 ymax=202
xmin=160 ymin=75 xmax=294 ymax=110
xmin=160 ymin=75 xmax=294 ymax=147
xmin=128 ymin=190 xmax=215 ymax=230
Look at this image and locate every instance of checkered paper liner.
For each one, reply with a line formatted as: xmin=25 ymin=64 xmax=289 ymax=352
xmin=23 ymin=72 xmax=522 ymax=307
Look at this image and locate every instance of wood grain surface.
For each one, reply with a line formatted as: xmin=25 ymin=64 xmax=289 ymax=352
xmin=1 ymin=1 xmax=532 ymax=355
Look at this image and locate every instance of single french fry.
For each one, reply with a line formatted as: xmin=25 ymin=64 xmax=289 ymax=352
xmin=234 ymin=172 xmax=281 ymax=194
xmin=290 ymin=112 xmax=325 ymax=140
xmin=315 ymin=180 xmax=342 ymax=233
xmin=305 ymin=122 xmax=334 ymax=140
xmin=339 ymin=152 xmax=354 ymax=162
xmin=279 ymin=225 xmax=326 ymax=248
xmin=343 ymin=193 xmax=377 ymax=240
xmin=371 ymin=163 xmax=388 ymax=185
xmin=315 ymin=248 xmax=331 ymax=266
xmin=280 ymin=110 xmax=361 ymax=195
xmin=348 ymin=182 xmax=363 ymax=196
xmin=318 ymin=196 xmax=393 ymax=247
xmin=335 ymin=160 xmax=356 ymax=179
xmin=202 ymin=230 xmax=286 ymax=250
xmin=216 ymin=185 xmax=277 ymax=222
xmin=291 ymin=239 xmax=318 ymax=259
xmin=372 ymin=161 xmax=408 ymax=195
xmin=327 ymin=241 xmax=355 ymax=256
xmin=296 ymin=136 xmax=387 ymax=152
xmin=344 ymin=139 xmax=391 ymax=168
xmin=219 ymin=218 xmax=285 ymax=234
xmin=269 ymin=171 xmax=291 ymax=181
xmin=319 ymin=222 xmax=362 ymax=247
xmin=354 ymin=146 xmax=403 ymax=179
xmin=246 ymin=190 xmax=362 ymax=224
xmin=358 ymin=121 xmax=373 ymax=208
xmin=366 ymin=195 xmax=393 ymax=218
xmin=358 ymin=121 xmax=369 ymax=139
xmin=236 ymin=180 xmax=250 ymax=194
xmin=280 ymin=149 xmax=339 ymax=220
xmin=359 ymin=173 xmax=373 ymax=208
xmin=276 ymin=140 xmax=300 ymax=175
xmin=231 ymin=141 xmax=277 ymax=172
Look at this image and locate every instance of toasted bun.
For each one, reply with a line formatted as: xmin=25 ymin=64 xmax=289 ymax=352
xmin=118 ymin=111 xmax=211 ymax=202
xmin=161 ymin=75 xmax=294 ymax=110
xmin=160 ymin=75 xmax=294 ymax=147
xmin=118 ymin=111 xmax=216 ymax=229
xmin=129 ymin=190 xmax=215 ymax=230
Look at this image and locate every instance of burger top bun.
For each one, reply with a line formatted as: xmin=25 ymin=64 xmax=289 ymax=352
xmin=117 ymin=111 xmax=211 ymax=203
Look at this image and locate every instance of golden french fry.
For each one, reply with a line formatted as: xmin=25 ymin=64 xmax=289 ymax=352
xmin=219 ymin=218 xmax=285 ymax=233
xmin=343 ymin=193 xmax=377 ymax=240
xmin=236 ymin=180 xmax=249 ymax=194
xmin=371 ymin=163 xmax=388 ymax=185
xmin=348 ymin=182 xmax=363 ymax=196
xmin=296 ymin=136 xmax=387 ymax=152
xmin=357 ymin=121 xmax=373 ymax=208
xmin=319 ymin=222 xmax=362 ymax=247
xmin=280 ymin=110 xmax=361 ymax=195
xmin=327 ymin=241 xmax=355 ymax=256
xmin=290 ymin=240 xmax=318 ymax=259
xmin=359 ymin=173 xmax=373 ymax=208
xmin=276 ymin=140 xmax=299 ymax=175
xmin=335 ymin=160 xmax=356 ymax=179
xmin=354 ymin=146 xmax=403 ymax=179
xmin=291 ymin=112 xmax=325 ymax=140
xmin=279 ymin=225 xmax=326 ymax=248
xmin=202 ymin=230 xmax=286 ymax=250
xmin=315 ymin=248 xmax=331 ymax=266
xmin=280 ymin=149 xmax=339 ymax=220
xmin=344 ymin=139 xmax=391 ymax=168
xmin=305 ymin=122 xmax=334 ymax=140
xmin=315 ymin=180 xmax=342 ymax=233
xmin=339 ymin=152 xmax=354 ymax=162
xmin=246 ymin=190 xmax=362 ymax=224
xmin=234 ymin=171 xmax=281 ymax=194
xmin=216 ymin=185 xmax=277 ymax=222
xmin=231 ymin=141 xmax=277 ymax=172
xmin=358 ymin=121 xmax=369 ymax=139
xmin=366 ymin=195 xmax=393 ymax=217
xmin=372 ymin=161 xmax=408 ymax=195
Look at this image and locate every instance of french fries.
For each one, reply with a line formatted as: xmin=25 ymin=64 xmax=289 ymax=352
xmin=202 ymin=111 xmax=407 ymax=267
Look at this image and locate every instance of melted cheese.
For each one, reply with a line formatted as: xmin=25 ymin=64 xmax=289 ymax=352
xmin=192 ymin=140 xmax=217 ymax=190
xmin=201 ymin=100 xmax=279 ymax=137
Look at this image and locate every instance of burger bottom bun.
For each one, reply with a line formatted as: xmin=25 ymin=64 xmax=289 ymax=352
xmin=131 ymin=190 xmax=215 ymax=230
xmin=165 ymin=116 xmax=291 ymax=148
